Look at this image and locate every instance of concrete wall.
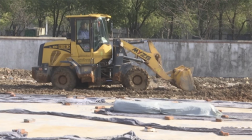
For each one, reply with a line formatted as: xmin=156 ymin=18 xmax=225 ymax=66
xmin=0 ymin=37 xmax=66 ymax=71
xmin=132 ymin=40 xmax=252 ymax=77
xmin=0 ymin=36 xmax=252 ymax=77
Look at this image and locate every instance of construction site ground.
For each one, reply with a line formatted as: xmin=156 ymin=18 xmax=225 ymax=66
xmin=0 ymin=68 xmax=252 ymax=102
xmin=0 ymin=68 xmax=252 ymax=139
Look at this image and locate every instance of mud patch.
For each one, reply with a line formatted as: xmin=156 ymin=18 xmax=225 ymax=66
xmin=0 ymin=68 xmax=251 ymax=102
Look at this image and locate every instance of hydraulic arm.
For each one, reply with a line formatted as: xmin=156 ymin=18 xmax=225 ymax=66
xmin=120 ymin=39 xmax=195 ymax=91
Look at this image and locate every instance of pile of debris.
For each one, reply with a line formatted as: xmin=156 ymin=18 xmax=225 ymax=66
xmin=149 ymin=76 xmax=251 ymax=90
xmin=0 ymin=68 xmax=251 ymax=102
xmin=194 ymin=77 xmax=250 ymax=89
xmin=0 ymin=68 xmax=33 ymax=82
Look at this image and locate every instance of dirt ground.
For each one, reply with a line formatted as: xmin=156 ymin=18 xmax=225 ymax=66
xmin=0 ymin=67 xmax=252 ymax=102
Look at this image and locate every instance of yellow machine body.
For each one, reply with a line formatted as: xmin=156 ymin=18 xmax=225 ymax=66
xmin=41 ymin=40 xmax=112 ymax=66
xmin=32 ymin=14 xmax=195 ymax=91
xmin=41 ymin=14 xmax=113 ymax=67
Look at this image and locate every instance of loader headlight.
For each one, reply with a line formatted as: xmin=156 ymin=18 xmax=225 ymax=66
xmin=120 ymin=42 xmax=124 ymax=47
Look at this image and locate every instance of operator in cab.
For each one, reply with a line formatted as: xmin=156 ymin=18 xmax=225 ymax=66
xmin=78 ymin=21 xmax=89 ymax=39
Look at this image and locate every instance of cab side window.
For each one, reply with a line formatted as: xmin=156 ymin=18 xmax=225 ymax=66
xmin=93 ymin=20 xmax=99 ymax=51
xmin=93 ymin=18 xmax=109 ymax=52
xmin=76 ymin=19 xmax=90 ymax=52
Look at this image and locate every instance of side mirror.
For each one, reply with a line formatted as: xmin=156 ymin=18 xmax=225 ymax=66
xmin=66 ymin=33 xmax=71 ymax=39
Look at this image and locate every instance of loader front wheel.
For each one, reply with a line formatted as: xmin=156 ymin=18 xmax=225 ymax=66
xmin=51 ymin=67 xmax=77 ymax=91
xmin=123 ymin=66 xmax=149 ymax=90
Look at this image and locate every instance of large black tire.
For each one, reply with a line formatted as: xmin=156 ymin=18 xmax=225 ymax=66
xmin=123 ymin=66 xmax=150 ymax=90
xmin=51 ymin=67 xmax=77 ymax=91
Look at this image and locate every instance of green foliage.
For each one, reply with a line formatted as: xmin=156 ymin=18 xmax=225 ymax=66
xmin=0 ymin=13 xmax=11 ymax=30
xmin=140 ymin=14 xmax=163 ymax=38
xmin=0 ymin=0 xmax=11 ymax=14
xmin=124 ymin=0 xmax=158 ymax=37
xmin=0 ymin=0 xmax=252 ymax=39
xmin=25 ymin=0 xmax=49 ymax=27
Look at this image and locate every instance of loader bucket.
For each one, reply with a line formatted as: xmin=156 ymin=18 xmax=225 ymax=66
xmin=169 ymin=65 xmax=195 ymax=91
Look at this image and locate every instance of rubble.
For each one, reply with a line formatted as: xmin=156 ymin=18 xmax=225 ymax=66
xmin=24 ymin=118 xmax=35 ymax=123
xmin=0 ymin=68 xmax=251 ymax=102
xmin=164 ymin=116 xmax=174 ymax=120
xmin=144 ymin=127 xmax=156 ymax=132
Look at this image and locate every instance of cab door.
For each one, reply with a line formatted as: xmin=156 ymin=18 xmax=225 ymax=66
xmin=92 ymin=17 xmax=111 ymax=64
xmin=75 ymin=19 xmax=94 ymax=65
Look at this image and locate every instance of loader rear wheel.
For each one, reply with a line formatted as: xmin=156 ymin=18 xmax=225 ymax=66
xmin=51 ymin=67 xmax=77 ymax=91
xmin=123 ymin=66 xmax=149 ymax=90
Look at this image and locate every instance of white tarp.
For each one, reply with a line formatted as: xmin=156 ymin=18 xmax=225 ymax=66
xmin=113 ymin=99 xmax=222 ymax=117
xmin=113 ymin=100 xmax=161 ymax=114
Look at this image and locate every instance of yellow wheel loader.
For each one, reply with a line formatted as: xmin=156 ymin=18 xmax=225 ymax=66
xmin=31 ymin=14 xmax=195 ymax=91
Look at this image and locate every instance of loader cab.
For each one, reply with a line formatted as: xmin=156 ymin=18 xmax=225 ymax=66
xmin=66 ymin=14 xmax=112 ymax=64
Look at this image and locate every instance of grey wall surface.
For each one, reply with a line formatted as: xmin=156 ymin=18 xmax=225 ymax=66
xmin=0 ymin=37 xmax=66 ymax=70
xmin=132 ymin=40 xmax=252 ymax=77
xmin=0 ymin=36 xmax=252 ymax=77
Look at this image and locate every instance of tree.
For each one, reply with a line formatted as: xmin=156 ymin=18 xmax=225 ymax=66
xmin=4 ymin=0 xmax=35 ymax=36
xmin=211 ymin=0 xmax=229 ymax=40
xmin=139 ymin=13 xmax=164 ymax=38
xmin=26 ymin=0 xmax=49 ymax=27
xmin=47 ymin=0 xmax=77 ymax=37
xmin=157 ymin=0 xmax=183 ymax=39
xmin=126 ymin=0 xmax=158 ymax=37
xmin=77 ymin=0 xmax=128 ymax=34
xmin=224 ymin=0 xmax=250 ymax=40
xmin=0 ymin=0 xmax=10 ymax=15
xmin=180 ymin=0 xmax=217 ymax=39
xmin=77 ymin=0 xmax=158 ymax=38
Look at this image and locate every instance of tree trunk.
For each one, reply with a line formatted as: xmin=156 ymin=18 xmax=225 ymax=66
xmin=198 ymin=9 xmax=204 ymax=38
xmin=52 ymin=2 xmax=59 ymax=37
xmin=169 ymin=16 xmax=174 ymax=39
xmin=231 ymin=12 xmax=236 ymax=40
xmin=127 ymin=28 xmax=130 ymax=38
xmin=129 ymin=28 xmax=133 ymax=38
xmin=53 ymin=9 xmax=59 ymax=37
xmin=167 ymin=29 xmax=169 ymax=39
xmin=236 ymin=20 xmax=249 ymax=39
xmin=13 ymin=24 xmax=17 ymax=36
xmin=218 ymin=12 xmax=223 ymax=40
xmin=38 ymin=19 xmax=43 ymax=28
xmin=56 ymin=11 xmax=67 ymax=37
xmin=52 ymin=7 xmax=56 ymax=37
xmin=161 ymin=30 xmax=164 ymax=39
xmin=129 ymin=27 xmax=138 ymax=38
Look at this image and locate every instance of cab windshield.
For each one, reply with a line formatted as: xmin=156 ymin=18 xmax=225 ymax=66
xmin=93 ymin=17 xmax=109 ymax=51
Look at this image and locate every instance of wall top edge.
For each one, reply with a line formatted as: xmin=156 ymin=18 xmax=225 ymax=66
xmin=1 ymin=36 xmax=252 ymax=44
